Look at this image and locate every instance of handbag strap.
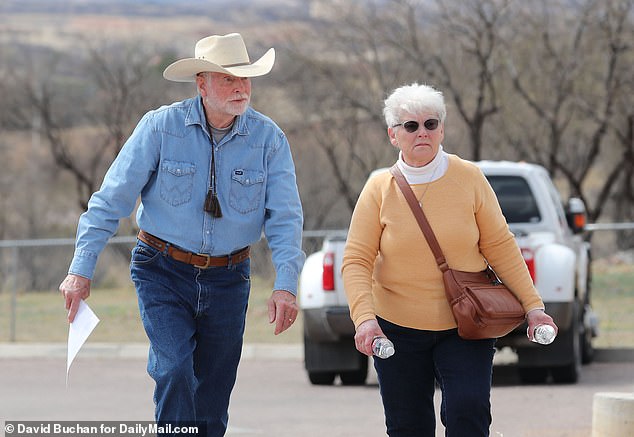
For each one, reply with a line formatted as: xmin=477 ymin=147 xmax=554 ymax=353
xmin=389 ymin=164 xmax=450 ymax=272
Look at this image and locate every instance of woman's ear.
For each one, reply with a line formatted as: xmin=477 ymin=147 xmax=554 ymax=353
xmin=388 ymin=127 xmax=398 ymax=147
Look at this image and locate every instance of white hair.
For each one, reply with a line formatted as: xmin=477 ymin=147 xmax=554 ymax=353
xmin=383 ymin=83 xmax=447 ymax=127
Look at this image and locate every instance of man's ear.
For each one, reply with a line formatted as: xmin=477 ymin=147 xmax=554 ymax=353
xmin=196 ymin=74 xmax=207 ymax=96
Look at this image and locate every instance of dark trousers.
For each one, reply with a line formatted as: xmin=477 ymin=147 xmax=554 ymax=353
xmin=374 ymin=317 xmax=496 ymax=437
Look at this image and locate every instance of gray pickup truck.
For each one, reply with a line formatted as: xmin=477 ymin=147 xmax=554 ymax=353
xmin=299 ymin=161 xmax=598 ymax=385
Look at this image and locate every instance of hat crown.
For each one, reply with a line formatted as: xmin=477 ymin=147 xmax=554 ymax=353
xmin=195 ymin=33 xmax=250 ymax=67
xmin=163 ymin=32 xmax=274 ymax=82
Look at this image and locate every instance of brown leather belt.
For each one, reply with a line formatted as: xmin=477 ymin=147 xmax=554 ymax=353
xmin=137 ymin=230 xmax=250 ymax=268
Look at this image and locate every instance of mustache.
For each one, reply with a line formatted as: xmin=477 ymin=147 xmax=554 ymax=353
xmin=231 ymin=94 xmax=250 ymax=101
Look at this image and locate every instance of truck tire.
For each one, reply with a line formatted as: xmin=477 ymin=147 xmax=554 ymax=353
xmin=304 ymin=334 xmax=364 ymax=386
xmin=581 ymin=307 xmax=595 ymax=365
xmin=551 ymin=303 xmax=582 ymax=384
xmin=581 ymin=266 xmax=595 ymax=365
xmin=518 ymin=366 xmax=549 ymax=384
xmin=340 ymin=354 xmax=368 ymax=385
xmin=308 ymin=371 xmax=336 ymax=385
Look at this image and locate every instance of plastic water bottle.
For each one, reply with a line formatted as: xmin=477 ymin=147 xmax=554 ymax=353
xmin=372 ymin=337 xmax=395 ymax=359
xmin=530 ymin=324 xmax=556 ymax=345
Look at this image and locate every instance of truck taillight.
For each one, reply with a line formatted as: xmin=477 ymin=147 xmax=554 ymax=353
xmin=322 ymin=252 xmax=335 ymax=291
xmin=521 ymin=248 xmax=536 ymax=283
xmin=572 ymin=212 xmax=586 ymax=230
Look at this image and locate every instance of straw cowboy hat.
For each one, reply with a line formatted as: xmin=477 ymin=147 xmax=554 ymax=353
xmin=163 ymin=33 xmax=275 ymax=82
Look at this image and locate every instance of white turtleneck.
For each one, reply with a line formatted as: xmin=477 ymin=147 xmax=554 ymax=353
xmin=396 ymin=145 xmax=449 ymax=184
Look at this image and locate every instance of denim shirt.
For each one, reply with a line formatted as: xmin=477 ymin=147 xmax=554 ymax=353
xmin=69 ymin=96 xmax=305 ymax=294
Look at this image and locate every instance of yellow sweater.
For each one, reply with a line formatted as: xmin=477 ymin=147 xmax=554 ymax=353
xmin=342 ymin=154 xmax=544 ymax=330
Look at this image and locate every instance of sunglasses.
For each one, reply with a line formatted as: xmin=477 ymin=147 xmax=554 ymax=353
xmin=392 ymin=119 xmax=440 ymax=133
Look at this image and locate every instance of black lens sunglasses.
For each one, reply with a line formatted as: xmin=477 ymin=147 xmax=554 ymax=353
xmin=392 ymin=119 xmax=440 ymax=133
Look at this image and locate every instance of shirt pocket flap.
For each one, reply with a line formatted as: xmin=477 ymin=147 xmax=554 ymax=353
xmin=162 ymin=160 xmax=196 ymax=177
xmin=231 ymin=169 xmax=264 ymax=186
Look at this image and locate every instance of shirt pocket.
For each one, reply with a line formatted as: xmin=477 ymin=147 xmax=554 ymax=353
xmin=159 ymin=160 xmax=196 ymax=206
xmin=229 ymin=168 xmax=265 ymax=214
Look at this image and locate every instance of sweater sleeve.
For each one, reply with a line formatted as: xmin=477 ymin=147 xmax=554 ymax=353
xmin=341 ymin=176 xmax=384 ymax=328
xmin=474 ymin=169 xmax=544 ymax=312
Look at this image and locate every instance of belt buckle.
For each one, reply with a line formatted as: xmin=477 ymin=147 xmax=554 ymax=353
xmin=193 ymin=253 xmax=213 ymax=269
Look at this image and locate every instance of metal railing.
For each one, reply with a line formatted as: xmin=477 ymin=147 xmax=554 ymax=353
xmin=1 ymin=224 xmax=632 ymax=342
xmin=585 ymin=223 xmax=634 ymax=231
xmin=0 ymin=230 xmax=346 ymax=342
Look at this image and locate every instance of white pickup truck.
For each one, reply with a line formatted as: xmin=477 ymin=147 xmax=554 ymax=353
xmin=299 ymin=160 xmax=598 ymax=385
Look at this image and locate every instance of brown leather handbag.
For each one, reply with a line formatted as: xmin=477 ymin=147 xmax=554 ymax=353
xmin=390 ymin=165 xmax=526 ymax=339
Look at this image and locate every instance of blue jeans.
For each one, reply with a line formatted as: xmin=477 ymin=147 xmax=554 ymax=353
xmin=130 ymin=240 xmax=251 ymax=437
xmin=374 ymin=317 xmax=496 ymax=437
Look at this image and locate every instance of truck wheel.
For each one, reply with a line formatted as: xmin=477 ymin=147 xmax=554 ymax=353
xmin=581 ymin=313 xmax=595 ymax=364
xmin=551 ymin=304 xmax=582 ymax=384
xmin=581 ymin=260 xmax=595 ymax=365
xmin=340 ymin=354 xmax=368 ymax=385
xmin=518 ymin=366 xmax=548 ymax=384
xmin=308 ymin=371 xmax=336 ymax=385
xmin=551 ymin=357 xmax=581 ymax=384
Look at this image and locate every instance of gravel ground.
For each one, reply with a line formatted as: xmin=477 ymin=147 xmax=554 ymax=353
xmin=1 ymin=344 xmax=633 ymax=436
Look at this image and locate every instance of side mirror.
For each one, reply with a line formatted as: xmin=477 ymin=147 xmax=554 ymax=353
xmin=566 ymin=197 xmax=587 ymax=234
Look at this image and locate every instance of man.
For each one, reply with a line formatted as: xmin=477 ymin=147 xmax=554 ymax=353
xmin=59 ymin=33 xmax=305 ymax=436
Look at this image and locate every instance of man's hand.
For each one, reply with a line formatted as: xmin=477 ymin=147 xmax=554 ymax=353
xmin=59 ymin=274 xmax=91 ymax=323
xmin=267 ymin=289 xmax=299 ymax=335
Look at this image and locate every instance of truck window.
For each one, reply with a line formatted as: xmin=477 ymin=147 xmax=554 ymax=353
xmin=486 ymin=176 xmax=541 ymax=224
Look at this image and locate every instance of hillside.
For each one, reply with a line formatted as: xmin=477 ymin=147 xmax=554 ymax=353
xmin=0 ymin=0 xmax=310 ymax=53
xmin=0 ymin=0 xmax=308 ymax=17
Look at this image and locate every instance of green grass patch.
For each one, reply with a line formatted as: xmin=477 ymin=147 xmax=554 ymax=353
xmin=0 ymin=276 xmax=301 ymax=344
xmin=1 ymin=262 xmax=631 ymax=347
xmin=590 ymin=262 xmax=634 ymax=348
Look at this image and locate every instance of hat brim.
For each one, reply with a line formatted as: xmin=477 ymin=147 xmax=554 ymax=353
xmin=163 ymin=48 xmax=275 ymax=82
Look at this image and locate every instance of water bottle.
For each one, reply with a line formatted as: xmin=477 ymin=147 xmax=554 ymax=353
xmin=530 ymin=324 xmax=556 ymax=345
xmin=372 ymin=337 xmax=395 ymax=359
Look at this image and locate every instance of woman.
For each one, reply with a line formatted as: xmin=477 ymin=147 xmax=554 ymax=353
xmin=341 ymin=83 xmax=557 ymax=436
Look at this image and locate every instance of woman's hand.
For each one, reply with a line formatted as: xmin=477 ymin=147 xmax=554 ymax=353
xmin=354 ymin=319 xmax=386 ymax=356
xmin=526 ymin=309 xmax=558 ymax=341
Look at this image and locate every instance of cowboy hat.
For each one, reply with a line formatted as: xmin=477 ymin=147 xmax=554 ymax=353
xmin=163 ymin=33 xmax=275 ymax=82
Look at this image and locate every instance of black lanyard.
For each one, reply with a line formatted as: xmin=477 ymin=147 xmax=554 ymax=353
xmin=204 ymin=126 xmax=222 ymax=218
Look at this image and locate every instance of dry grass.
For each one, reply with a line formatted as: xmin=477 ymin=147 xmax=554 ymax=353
xmin=0 ymin=262 xmax=631 ymax=347
xmin=0 ymin=276 xmax=302 ymax=344
xmin=590 ymin=262 xmax=634 ymax=348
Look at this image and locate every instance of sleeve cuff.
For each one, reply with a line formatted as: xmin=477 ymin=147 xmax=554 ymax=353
xmin=68 ymin=250 xmax=98 ymax=280
xmin=525 ymin=307 xmax=546 ymax=317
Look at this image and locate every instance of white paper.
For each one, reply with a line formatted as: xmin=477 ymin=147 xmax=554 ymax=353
xmin=67 ymin=299 xmax=100 ymax=385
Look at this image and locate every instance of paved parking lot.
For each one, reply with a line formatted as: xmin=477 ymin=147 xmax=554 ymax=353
xmin=1 ymin=344 xmax=633 ymax=436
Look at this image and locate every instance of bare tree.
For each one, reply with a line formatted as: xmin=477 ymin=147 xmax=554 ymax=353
xmin=282 ymin=0 xmax=544 ymax=226
xmin=280 ymin=1 xmax=403 ymax=227
xmin=605 ymin=0 xmax=634 ymax=247
xmin=383 ymin=0 xmax=509 ymax=160
xmin=12 ymin=41 xmax=165 ymax=212
xmin=283 ymin=0 xmax=632 ymax=231
xmin=506 ymin=0 xmax=633 ymax=223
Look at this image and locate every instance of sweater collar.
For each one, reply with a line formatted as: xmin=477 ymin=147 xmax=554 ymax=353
xmin=397 ymin=145 xmax=448 ymax=184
